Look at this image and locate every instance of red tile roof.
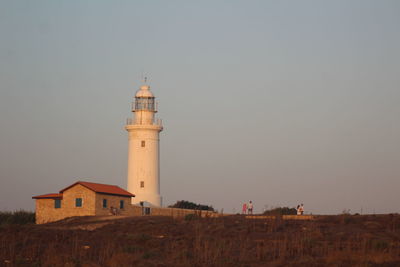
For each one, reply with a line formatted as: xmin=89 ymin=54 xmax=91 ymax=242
xmin=32 ymin=193 xmax=63 ymax=199
xmin=60 ymin=181 xmax=135 ymax=197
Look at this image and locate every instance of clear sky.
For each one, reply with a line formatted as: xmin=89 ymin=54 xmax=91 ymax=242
xmin=0 ymin=0 xmax=399 ymax=215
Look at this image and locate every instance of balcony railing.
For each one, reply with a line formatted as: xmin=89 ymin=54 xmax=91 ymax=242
xmin=126 ymin=118 xmax=163 ymax=127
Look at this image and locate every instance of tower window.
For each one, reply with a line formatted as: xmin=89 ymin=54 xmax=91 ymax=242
xmin=120 ymin=200 xmax=124 ymax=209
xmin=140 ymin=181 xmax=144 ymax=188
xmin=75 ymin=198 xmax=82 ymax=207
xmin=103 ymin=199 xmax=107 ymax=208
xmin=141 ymin=140 xmax=145 ymax=147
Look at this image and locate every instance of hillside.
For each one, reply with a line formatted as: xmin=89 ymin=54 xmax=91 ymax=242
xmin=1 ymin=214 xmax=400 ymax=266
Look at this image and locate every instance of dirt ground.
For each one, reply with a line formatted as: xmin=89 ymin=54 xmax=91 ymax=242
xmin=1 ymin=214 xmax=400 ymax=266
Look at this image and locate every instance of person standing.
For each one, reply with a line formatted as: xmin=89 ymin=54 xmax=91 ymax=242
xmin=299 ymin=204 xmax=304 ymax=215
xmin=297 ymin=205 xmax=301 ymax=215
xmin=248 ymin=201 xmax=253 ymax=215
xmin=242 ymin=203 xmax=247 ymax=214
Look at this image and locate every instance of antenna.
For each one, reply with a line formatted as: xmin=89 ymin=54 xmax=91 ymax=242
xmin=141 ymin=71 xmax=149 ymax=84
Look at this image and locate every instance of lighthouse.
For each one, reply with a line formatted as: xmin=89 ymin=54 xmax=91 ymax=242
xmin=126 ymin=83 xmax=163 ymax=207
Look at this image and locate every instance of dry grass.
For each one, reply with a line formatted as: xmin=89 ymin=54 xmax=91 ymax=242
xmin=0 ymin=214 xmax=400 ymax=266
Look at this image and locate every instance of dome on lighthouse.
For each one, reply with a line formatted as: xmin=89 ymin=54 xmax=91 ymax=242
xmin=135 ymin=85 xmax=154 ymax=98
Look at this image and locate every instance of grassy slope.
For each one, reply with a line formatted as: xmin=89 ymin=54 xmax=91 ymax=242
xmin=1 ymin=214 xmax=400 ymax=266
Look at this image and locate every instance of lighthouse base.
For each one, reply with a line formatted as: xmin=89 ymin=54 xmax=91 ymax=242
xmin=132 ymin=194 xmax=162 ymax=207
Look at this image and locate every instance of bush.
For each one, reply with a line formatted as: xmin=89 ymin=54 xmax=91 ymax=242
xmin=0 ymin=210 xmax=35 ymax=225
xmin=169 ymin=200 xmax=214 ymax=211
xmin=184 ymin=213 xmax=198 ymax=221
xmin=263 ymin=207 xmax=297 ymax=216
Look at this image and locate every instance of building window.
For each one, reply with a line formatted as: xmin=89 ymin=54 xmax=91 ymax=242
xmin=54 ymin=199 xmax=61 ymax=209
xmin=75 ymin=198 xmax=82 ymax=207
xmin=103 ymin=199 xmax=107 ymax=208
xmin=140 ymin=181 xmax=144 ymax=188
xmin=120 ymin=200 xmax=124 ymax=209
xmin=141 ymin=140 xmax=145 ymax=147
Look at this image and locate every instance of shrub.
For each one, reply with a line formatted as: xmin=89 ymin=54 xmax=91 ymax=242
xmin=342 ymin=215 xmax=354 ymax=224
xmin=169 ymin=200 xmax=214 ymax=211
xmin=0 ymin=210 xmax=35 ymax=225
xmin=134 ymin=233 xmax=151 ymax=243
xmin=263 ymin=207 xmax=297 ymax=215
xmin=371 ymin=239 xmax=389 ymax=250
xmin=184 ymin=213 xmax=198 ymax=221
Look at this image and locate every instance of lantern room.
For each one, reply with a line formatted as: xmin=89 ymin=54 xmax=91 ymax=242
xmin=133 ymin=85 xmax=157 ymax=112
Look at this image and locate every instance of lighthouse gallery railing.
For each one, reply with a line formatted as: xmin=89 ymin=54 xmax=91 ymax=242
xmin=126 ymin=118 xmax=163 ymax=127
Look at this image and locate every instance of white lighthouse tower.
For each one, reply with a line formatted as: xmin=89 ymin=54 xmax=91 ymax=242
xmin=126 ymin=83 xmax=163 ymax=206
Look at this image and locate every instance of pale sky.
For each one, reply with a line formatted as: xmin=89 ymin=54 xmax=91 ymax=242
xmin=0 ymin=0 xmax=399 ymax=214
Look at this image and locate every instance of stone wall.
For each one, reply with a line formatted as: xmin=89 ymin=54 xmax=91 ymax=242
xmin=244 ymin=215 xmax=314 ymax=220
xmin=35 ymin=199 xmax=67 ymax=224
xmin=94 ymin=193 xmax=139 ymax=216
xmin=62 ymin=184 xmax=96 ymax=216
xmin=142 ymin=206 xmax=218 ymax=218
xmin=282 ymin=215 xmax=314 ymax=220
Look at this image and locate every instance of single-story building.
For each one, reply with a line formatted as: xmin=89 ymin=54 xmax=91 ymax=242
xmin=32 ymin=181 xmax=135 ymax=224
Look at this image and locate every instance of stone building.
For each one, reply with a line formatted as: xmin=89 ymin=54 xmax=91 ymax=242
xmin=32 ymin=181 xmax=135 ymax=224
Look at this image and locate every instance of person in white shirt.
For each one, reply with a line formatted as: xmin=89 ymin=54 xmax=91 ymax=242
xmin=248 ymin=201 xmax=253 ymax=214
xmin=299 ymin=203 xmax=304 ymax=215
